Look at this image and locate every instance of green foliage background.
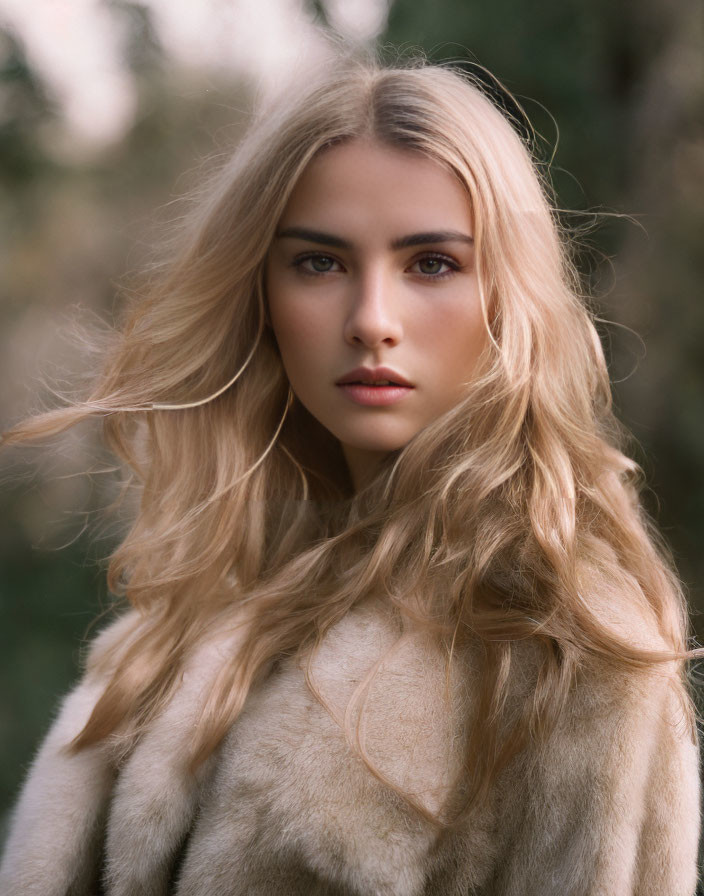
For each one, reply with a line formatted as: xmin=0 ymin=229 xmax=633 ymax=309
xmin=1 ymin=0 xmax=702 ymax=866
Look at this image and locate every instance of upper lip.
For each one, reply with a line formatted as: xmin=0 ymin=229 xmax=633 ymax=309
xmin=336 ymin=366 xmax=414 ymax=387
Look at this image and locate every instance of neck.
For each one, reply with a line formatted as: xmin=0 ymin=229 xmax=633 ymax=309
xmin=341 ymin=443 xmax=389 ymax=492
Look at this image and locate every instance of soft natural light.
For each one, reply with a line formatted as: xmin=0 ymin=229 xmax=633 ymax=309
xmin=0 ymin=0 xmax=391 ymax=152
xmin=0 ymin=0 xmax=136 ymax=147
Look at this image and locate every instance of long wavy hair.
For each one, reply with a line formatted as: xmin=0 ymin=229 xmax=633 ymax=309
xmin=4 ymin=55 xmax=696 ymax=824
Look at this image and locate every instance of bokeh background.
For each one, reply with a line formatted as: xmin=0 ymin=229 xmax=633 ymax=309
xmin=1 ymin=0 xmax=702 ymax=852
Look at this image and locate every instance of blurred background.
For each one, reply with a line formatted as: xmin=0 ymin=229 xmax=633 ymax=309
xmin=1 ymin=0 xmax=702 ymax=843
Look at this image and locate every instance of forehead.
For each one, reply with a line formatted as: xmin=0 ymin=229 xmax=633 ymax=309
xmin=279 ymin=139 xmax=473 ymax=235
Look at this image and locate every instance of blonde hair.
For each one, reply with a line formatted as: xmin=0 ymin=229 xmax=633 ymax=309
xmin=4 ymin=54 xmax=696 ymax=824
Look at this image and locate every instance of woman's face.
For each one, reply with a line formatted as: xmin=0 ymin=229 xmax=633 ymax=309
xmin=265 ymin=138 xmax=487 ymax=488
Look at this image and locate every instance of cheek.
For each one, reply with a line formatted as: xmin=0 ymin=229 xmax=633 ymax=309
xmin=420 ymin=299 xmax=487 ymax=382
xmin=268 ymin=289 xmax=334 ymax=385
xmin=272 ymin=307 xmax=322 ymax=366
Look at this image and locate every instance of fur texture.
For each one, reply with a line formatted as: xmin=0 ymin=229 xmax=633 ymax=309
xmin=1 ymin=600 xmax=700 ymax=895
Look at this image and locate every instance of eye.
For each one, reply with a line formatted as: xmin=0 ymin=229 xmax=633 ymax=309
xmin=409 ymin=254 xmax=460 ymax=278
xmin=293 ymin=253 xmax=343 ymax=275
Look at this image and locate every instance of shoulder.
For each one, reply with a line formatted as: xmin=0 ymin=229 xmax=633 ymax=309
xmin=483 ymin=632 xmax=700 ymax=893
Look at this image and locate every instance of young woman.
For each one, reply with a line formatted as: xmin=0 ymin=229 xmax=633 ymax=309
xmin=0 ymin=56 xmax=700 ymax=895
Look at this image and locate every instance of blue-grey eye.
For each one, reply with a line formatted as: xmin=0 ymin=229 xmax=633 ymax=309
xmin=418 ymin=257 xmax=444 ymax=274
xmin=412 ymin=255 xmax=458 ymax=276
xmin=309 ymin=255 xmax=335 ymax=272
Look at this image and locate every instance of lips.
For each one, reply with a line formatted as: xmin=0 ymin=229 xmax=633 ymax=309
xmin=336 ymin=366 xmax=413 ymax=387
xmin=337 ymin=382 xmax=413 ymax=407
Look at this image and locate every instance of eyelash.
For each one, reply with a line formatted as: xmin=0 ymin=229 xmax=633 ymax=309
xmin=291 ymin=252 xmax=462 ymax=279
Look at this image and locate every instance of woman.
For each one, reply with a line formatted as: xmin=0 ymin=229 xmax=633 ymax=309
xmin=0 ymin=56 xmax=700 ymax=895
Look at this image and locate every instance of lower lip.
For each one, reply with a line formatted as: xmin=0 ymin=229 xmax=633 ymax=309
xmin=336 ymin=384 xmax=414 ymax=406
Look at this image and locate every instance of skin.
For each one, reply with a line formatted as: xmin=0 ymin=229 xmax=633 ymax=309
xmin=265 ymin=138 xmax=488 ymax=490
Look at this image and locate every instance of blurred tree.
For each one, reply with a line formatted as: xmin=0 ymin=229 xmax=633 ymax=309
xmin=0 ymin=28 xmax=55 ymax=185
xmin=0 ymin=10 xmax=251 ymax=828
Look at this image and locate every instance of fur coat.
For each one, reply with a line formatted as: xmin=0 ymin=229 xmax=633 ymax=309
xmin=0 ymin=595 xmax=700 ymax=895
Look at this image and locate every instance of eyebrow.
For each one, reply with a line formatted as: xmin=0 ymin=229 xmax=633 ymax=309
xmin=276 ymin=226 xmax=474 ymax=250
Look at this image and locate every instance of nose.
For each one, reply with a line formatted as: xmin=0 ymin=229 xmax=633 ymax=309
xmin=343 ymin=267 xmax=403 ymax=348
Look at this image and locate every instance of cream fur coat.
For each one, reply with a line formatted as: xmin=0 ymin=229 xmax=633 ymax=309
xmin=1 ymin=596 xmax=700 ymax=895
